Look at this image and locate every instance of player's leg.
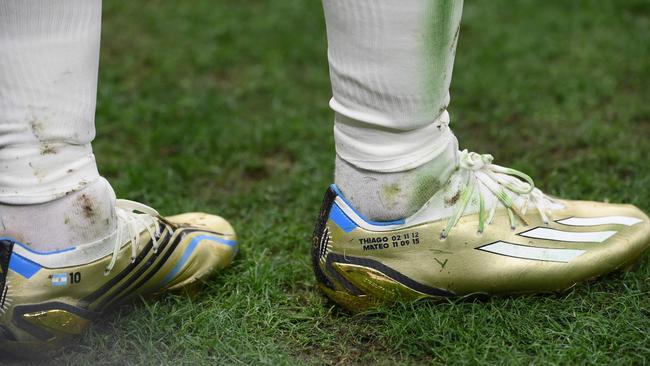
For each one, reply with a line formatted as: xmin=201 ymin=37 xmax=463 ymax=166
xmin=314 ymin=0 xmax=650 ymax=311
xmin=0 ymin=0 xmax=114 ymax=251
xmin=326 ymin=0 xmax=462 ymax=221
xmin=0 ymin=0 xmax=237 ymax=351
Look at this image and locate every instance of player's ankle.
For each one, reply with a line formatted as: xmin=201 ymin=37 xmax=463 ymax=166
xmin=334 ymin=148 xmax=458 ymax=222
xmin=0 ymin=177 xmax=117 ymax=252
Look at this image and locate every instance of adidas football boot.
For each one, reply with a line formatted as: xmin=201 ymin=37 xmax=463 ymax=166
xmin=313 ymin=150 xmax=650 ymax=312
xmin=0 ymin=199 xmax=237 ymax=352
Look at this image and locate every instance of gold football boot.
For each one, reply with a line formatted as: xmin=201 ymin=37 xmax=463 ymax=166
xmin=0 ymin=200 xmax=237 ymax=352
xmin=313 ymin=150 xmax=650 ymax=312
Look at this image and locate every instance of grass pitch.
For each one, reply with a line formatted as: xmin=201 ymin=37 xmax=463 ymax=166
xmin=6 ymin=0 xmax=650 ymax=364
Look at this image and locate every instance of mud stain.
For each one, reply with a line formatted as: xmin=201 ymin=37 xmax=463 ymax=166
xmin=28 ymin=162 xmax=46 ymax=183
xmin=78 ymin=194 xmax=96 ymax=220
xmin=40 ymin=144 xmax=57 ymax=155
xmin=28 ymin=113 xmax=58 ymax=155
xmin=445 ymin=190 xmax=461 ymax=207
xmin=29 ymin=118 xmax=45 ymax=140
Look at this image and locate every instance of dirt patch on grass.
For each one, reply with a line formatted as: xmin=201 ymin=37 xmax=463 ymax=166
xmin=196 ymin=148 xmax=297 ymax=200
xmin=242 ymin=149 xmax=296 ymax=181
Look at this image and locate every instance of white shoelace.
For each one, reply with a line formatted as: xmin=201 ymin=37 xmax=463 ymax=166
xmin=441 ymin=150 xmax=553 ymax=239
xmin=105 ymin=199 xmax=164 ymax=274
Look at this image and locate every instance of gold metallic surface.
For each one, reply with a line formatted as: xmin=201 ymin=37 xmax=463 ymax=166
xmin=317 ymin=199 xmax=650 ymax=312
xmin=333 ymin=263 xmax=426 ymax=302
xmin=22 ymin=310 xmax=89 ymax=335
xmin=318 ymin=284 xmax=379 ymax=313
xmin=318 ymin=263 xmax=435 ymax=312
xmin=0 ymin=212 xmax=237 ymax=352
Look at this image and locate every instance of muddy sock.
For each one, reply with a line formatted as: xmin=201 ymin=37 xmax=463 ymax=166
xmin=0 ymin=178 xmax=116 ymax=251
xmin=0 ymin=0 xmax=113 ymax=252
xmin=334 ymin=145 xmax=459 ymax=222
xmin=0 ymin=0 xmax=102 ymax=204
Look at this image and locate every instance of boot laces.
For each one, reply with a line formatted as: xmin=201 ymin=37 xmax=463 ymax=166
xmin=105 ymin=200 xmax=163 ymax=274
xmin=440 ymin=150 xmax=553 ymax=239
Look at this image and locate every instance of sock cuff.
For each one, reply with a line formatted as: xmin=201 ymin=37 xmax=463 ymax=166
xmin=0 ymin=143 xmax=100 ymax=204
xmin=334 ymin=112 xmax=458 ymax=173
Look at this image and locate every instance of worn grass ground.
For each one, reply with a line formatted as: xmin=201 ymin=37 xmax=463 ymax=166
xmin=4 ymin=0 xmax=650 ymax=364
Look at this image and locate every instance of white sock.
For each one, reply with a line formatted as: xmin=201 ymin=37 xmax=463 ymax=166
xmin=0 ymin=0 xmax=102 ymax=204
xmin=0 ymin=178 xmax=116 ymax=252
xmin=0 ymin=0 xmax=116 ymax=251
xmin=324 ymin=0 xmax=464 ymax=219
xmin=335 ymin=139 xmax=458 ymax=221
